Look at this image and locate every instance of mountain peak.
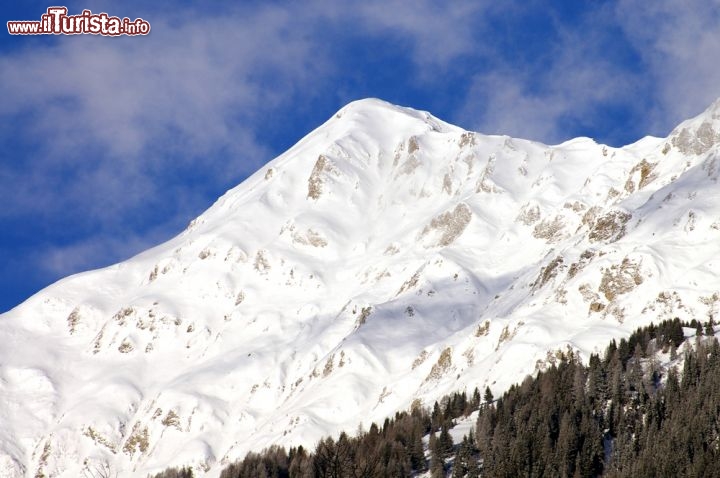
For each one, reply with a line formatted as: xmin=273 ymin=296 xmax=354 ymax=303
xmin=5 ymin=99 xmax=720 ymax=477
xmin=332 ymin=98 xmax=459 ymax=135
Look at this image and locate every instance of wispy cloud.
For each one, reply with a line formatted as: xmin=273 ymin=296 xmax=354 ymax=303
xmin=458 ymin=41 xmax=640 ymax=143
xmin=0 ymin=5 xmax=320 ymax=165
xmin=615 ymin=0 xmax=720 ymax=132
xmin=1 ymin=13 xmax=324 ymax=192
xmin=452 ymin=3 xmax=646 ymax=144
xmin=0 ymin=4 xmax=329 ymax=296
xmin=38 ymin=228 xmax=167 ymax=278
xmin=455 ymin=1 xmax=720 ymax=144
xmin=0 ymin=1 xmax=496 ymax=231
xmin=344 ymin=0 xmax=494 ymax=71
xmin=2 ymin=0 xmax=720 ymax=309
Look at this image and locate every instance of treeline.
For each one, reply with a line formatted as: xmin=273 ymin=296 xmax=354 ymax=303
xmin=149 ymin=466 xmax=194 ymax=478
xmin=218 ymin=390 xmax=481 ymax=478
xmin=477 ymin=317 xmax=720 ymax=477
xmin=154 ymin=317 xmax=720 ymax=477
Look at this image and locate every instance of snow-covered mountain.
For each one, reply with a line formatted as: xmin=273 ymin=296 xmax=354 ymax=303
xmin=3 ymin=98 xmax=720 ymax=477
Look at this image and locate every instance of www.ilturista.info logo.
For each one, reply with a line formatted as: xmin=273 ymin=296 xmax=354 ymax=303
xmin=8 ymin=7 xmax=150 ymax=36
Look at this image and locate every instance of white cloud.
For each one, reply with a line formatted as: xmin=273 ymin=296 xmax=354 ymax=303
xmin=8 ymin=0 xmax=720 ymax=293
xmin=0 ymin=5 xmax=329 ymax=229
xmin=0 ymin=6 xmax=317 ymax=160
xmin=456 ymin=1 xmax=720 ymax=144
xmin=456 ymin=12 xmax=640 ymax=144
xmin=0 ymin=1 xmax=499 ymax=229
xmin=0 ymin=4 xmax=332 ymax=286
xmin=38 ymin=225 xmax=173 ymax=278
xmin=346 ymin=0 xmax=494 ymax=71
xmin=615 ymin=0 xmax=720 ymax=133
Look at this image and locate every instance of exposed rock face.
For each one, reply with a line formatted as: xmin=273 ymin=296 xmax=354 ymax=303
xmin=307 ymin=155 xmax=332 ymax=199
xmin=672 ymin=122 xmax=720 ymax=155
xmin=420 ymin=203 xmax=472 ymax=247
xmin=588 ymin=209 xmax=631 ymax=243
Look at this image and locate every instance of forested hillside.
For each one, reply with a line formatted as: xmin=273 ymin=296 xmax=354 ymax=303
xmin=163 ymin=318 xmax=720 ymax=478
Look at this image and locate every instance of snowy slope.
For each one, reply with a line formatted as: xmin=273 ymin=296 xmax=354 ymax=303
xmin=2 ymin=98 xmax=720 ymax=477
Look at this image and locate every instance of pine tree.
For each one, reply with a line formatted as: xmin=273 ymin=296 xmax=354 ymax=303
xmin=409 ymin=424 xmax=426 ymax=471
xmin=452 ymin=435 xmax=476 ymax=478
xmin=556 ymin=411 xmax=578 ymax=477
xmin=288 ymin=445 xmax=312 ymax=478
xmin=471 ymin=387 xmax=481 ymax=409
xmin=483 ymin=386 xmax=494 ymax=406
xmin=439 ymin=422 xmax=454 ymax=459
xmin=429 ymin=431 xmax=445 ymax=478
xmin=432 ymin=401 xmax=443 ymax=430
xmin=706 ymin=316 xmax=716 ymax=336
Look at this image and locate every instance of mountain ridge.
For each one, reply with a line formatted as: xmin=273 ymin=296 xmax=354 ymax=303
xmin=2 ymin=98 xmax=720 ymax=477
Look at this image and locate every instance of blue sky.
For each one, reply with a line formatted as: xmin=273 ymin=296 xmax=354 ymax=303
xmin=1 ymin=0 xmax=719 ymax=312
